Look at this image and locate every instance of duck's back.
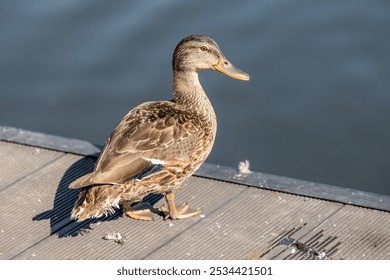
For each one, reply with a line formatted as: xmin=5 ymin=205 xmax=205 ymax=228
xmin=70 ymin=100 xmax=216 ymax=189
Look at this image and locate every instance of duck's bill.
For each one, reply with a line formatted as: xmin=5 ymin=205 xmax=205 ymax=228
xmin=213 ymin=58 xmax=250 ymax=81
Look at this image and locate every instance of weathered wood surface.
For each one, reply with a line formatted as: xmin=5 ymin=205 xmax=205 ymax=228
xmin=0 ymin=127 xmax=389 ymax=260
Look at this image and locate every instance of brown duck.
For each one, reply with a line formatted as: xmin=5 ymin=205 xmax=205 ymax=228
xmin=69 ymin=35 xmax=250 ymax=221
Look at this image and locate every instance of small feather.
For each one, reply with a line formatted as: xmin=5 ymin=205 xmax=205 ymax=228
xmin=238 ymin=160 xmax=252 ymax=174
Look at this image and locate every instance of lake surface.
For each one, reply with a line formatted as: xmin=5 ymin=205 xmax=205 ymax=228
xmin=1 ymin=0 xmax=389 ymax=195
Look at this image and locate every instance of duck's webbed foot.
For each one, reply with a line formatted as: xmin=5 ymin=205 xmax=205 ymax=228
xmin=160 ymin=191 xmax=202 ymax=220
xmin=122 ymin=201 xmax=158 ymax=221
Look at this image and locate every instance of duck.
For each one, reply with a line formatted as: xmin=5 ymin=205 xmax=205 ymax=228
xmin=69 ymin=34 xmax=250 ymax=222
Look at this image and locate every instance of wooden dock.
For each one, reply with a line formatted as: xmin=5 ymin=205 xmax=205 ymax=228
xmin=0 ymin=126 xmax=389 ymax=260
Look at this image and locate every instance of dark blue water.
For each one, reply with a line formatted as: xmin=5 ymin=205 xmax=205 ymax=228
xmin=1 ymin=0 xmax=389 ymax=195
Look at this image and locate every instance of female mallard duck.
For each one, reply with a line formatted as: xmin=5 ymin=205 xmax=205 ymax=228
xmin=69 ymin=34 xmax=250 ymax=221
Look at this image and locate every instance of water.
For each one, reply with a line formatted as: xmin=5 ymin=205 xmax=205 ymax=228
xmin=1 ymin=0 xmax=389 ymax=195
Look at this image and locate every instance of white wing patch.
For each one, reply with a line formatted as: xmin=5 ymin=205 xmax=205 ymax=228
xmin=148 ymin=158 xmax=166 ymax=165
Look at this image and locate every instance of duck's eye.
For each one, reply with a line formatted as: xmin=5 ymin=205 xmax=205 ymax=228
xmin=200 ymin=46 xmax=208 ymax=51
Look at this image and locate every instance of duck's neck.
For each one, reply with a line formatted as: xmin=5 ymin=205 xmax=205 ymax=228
xmin=173 ymin=70 xmax=216 ymax=124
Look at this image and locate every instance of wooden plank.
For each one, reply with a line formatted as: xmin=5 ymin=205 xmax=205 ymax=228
xmin=196 ymin=163 xmax=390 ymax=212
xmin=15 ymin=177 xmax=246 ymax=259
xmin=145 ymin=187 xmax=343 ymax=259
xmin=0 ymin=126 xmax=100 ymax=157
xmin=0 ymin=152 xmax=95 ymax=259
xmin=0 ymin=141 xmax=63 ymax=191
xmin=267 ymin=205 xmax=390 ymax=260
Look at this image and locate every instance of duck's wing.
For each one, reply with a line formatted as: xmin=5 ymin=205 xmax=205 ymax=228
xmin=69 ymin=102 xmax=202 ymax=188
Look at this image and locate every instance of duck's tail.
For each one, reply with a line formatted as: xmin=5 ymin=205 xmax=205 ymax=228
xmin=71 ymin=185 xmax=120 ymax=222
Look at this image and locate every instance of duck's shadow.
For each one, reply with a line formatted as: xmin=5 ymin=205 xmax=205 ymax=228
xmin=32 ymin=152 xmax=163 ymax=238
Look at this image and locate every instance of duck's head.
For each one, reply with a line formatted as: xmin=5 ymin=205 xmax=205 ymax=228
xmin=173 ymin=35 xmax=250 ymax=81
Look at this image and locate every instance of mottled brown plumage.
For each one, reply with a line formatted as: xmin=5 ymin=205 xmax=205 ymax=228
xmin=69 ymin=35 xmax=250 ymax=221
